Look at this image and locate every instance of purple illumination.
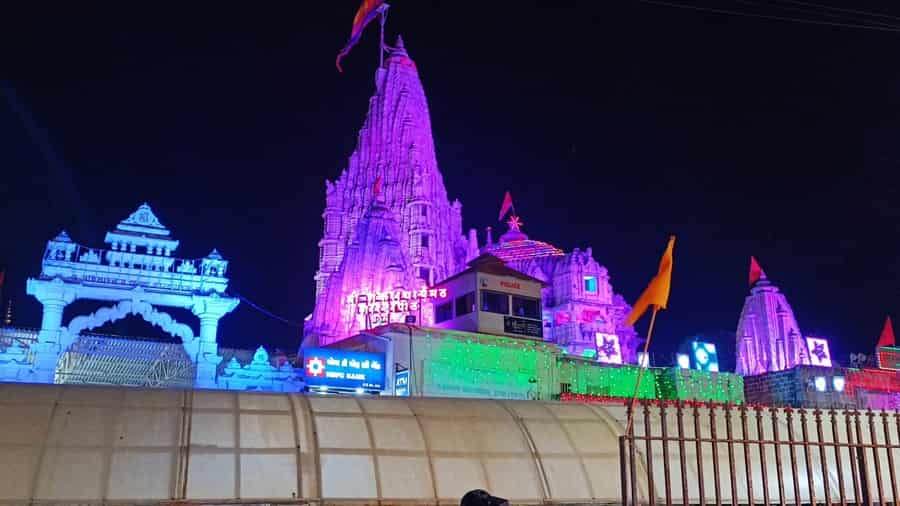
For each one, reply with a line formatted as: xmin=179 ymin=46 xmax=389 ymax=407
xmin=596 ymin=333 xmax=622 ymax=365
xmin=805 ymin=337 xmax=833 ymax=367
xmin=301 ymin=37 xmax=641 ymax=363
xmin=736 ymin=270 xmax=811 ymax=375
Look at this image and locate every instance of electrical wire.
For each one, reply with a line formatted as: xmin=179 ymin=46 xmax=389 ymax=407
xmin=755 ymin=0 xmax=900 ymax=29
xmin=637 ymin=0 xmax=900 ymax=33
xmin=772 ymin=0 xmax=900 ymax=23
xmin=228 ymin=290 xmax=305 ymax=329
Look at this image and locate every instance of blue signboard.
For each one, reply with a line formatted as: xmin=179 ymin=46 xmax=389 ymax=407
xmin=302 ymin=348 xmax=386 ymax=390
xmin=395 ymin=370 xmax=410 ymax=397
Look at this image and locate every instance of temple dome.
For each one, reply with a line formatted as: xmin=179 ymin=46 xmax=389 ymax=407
xmin=484 ymin=215 xmax=565 ymax=262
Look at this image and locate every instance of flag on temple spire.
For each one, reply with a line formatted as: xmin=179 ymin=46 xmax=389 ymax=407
xmin=749 ymin=256 xmax=765 ymax=286
xmin=878 ymin=316 xmax=896 ymax=348
xmin=336 ymin=0 xmax=387 ymax=72
xmin=498 ymin=191 xmax=514 ymax=221
xmin=373 ymin=175 xmax=382 ymax=196
xmin=625 ymin=236 xmax=675 ymax=327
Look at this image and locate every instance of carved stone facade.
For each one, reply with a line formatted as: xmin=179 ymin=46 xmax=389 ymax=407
xmin=24 ymin=203 xmax=239 ymax=386
xmin=736 ymin=269 xmax=810 ymax=376
xmin=304 ymin=38 xmax=640 ymax=361
xmin=483 ymin=219 xmax=641 ymax=361
xmin=306 ymin=38 xmax=472 ymax=345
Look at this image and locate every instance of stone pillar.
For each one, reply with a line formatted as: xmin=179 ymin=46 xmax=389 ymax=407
xmin=26 ymin=278 xmax=77 ymax=384
xmin=191 ymin=295 xmax=239 ymax=389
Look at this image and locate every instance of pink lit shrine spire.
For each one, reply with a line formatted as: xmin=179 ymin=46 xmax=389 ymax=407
xmin=735 ymin=265 xmax=810 ymax=376
xmin=306 ymin=35 xmax=469 ymax=345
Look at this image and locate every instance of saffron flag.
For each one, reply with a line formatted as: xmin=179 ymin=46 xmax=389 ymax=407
xmin=625 ymin=236 xmax=675 ymax=327
xmin=878 ymin=316 xmax=896 ymax=348
xmin=373 ymin=175 xmax=382 ymax=195
xmin=749 ymin=256 xmax=765 ymax=286
xmin=498 ymin=191 xmax=514 ymax=221
xmin=336 ymin=0 xmax=386 ymax=72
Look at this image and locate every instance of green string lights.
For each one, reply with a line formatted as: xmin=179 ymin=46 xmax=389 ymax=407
xmin=413 ymin=330 xmax=745 ymax=403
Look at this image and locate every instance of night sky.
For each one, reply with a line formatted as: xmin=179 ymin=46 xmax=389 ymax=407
xmin=2 ymin=2 xmax=898 ymax=368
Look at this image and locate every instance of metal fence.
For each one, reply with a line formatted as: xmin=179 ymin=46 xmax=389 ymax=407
xmin=619 ymin=401 xmax=900 ymax=505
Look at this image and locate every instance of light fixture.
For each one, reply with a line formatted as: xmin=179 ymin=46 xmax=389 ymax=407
xmin=833 ymin=376 xmax=846 ymax=392
xmin=676 ymin=354 xmax=690 ymax=369
xmin=814 ymin=376 xmax=827 ymax=392
xmin=691 ymin=341 xmax=719 ymax=372
xmin=637 ymin=352 xmax=650 ymax=367
xmin=319 ymin=385 xmax=329 ymax=392
xmin=355 ymin=387 xmax=365 ymax=395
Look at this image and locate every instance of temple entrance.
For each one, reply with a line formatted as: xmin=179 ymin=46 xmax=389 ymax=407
xmin=25 ymin=203 xmax=238 ymax=387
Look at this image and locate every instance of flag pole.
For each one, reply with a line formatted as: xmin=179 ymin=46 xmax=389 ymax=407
xmin=378 ymin=4 xmax=390 ymax=68
xmin=625 ymin=305 xmax=659 ymax=436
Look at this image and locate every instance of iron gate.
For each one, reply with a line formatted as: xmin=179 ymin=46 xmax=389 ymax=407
xmin=619 ymin=402 xmax=900 ymax=505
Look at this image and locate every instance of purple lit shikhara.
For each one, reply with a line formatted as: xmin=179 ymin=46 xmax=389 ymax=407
xmin=303 ymin=37 xmax=641 ymax=360
xmin=736 ymin=267 xmax=812 ymax=375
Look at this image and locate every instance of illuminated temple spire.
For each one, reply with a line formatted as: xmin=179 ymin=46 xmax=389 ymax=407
xmin=307 ymin=36 xmax=469 ymax=344
xmin=735 ymin=262 xmax=810 ymax=375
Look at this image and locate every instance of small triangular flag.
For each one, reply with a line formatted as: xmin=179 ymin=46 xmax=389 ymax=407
xmin=878 ymin=316 xmax=895 ymax=348
xmin=749 ymin=256 xmax=766 ymax=286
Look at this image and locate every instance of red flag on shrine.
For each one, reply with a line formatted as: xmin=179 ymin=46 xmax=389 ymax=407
xmin=878 ymin=316 xmax=896 ymax=348
xmin=373 ymin=176 xmax=382 ymax=196
xmin=498 ymin=191 xmax=514 ymax=221
xmin=749 ymin=256 xmax=765 ymax=286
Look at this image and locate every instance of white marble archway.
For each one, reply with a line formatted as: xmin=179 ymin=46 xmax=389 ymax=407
xmin=61 ymin=300 xmax=195 ymax=350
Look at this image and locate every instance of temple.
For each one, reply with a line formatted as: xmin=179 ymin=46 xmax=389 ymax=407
xmin=303 ymin=36 xmax=640 ymax=360
xmin=482 ymin=215 xmax=640 ymax=361
xmin=19 ymin=204 xmax=239 ymax=387
xmin=735 ymin=261 xmax=810 ymax=375
xmin=305 ymin=37 xmax=473 ymax=345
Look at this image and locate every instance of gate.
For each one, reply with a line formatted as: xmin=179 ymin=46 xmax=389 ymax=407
xmin=619 ymin=402 xmax=900 ymax=505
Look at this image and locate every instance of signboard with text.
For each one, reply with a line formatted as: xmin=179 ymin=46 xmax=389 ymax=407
xmin=395 ymin=370 xmax=410 ymax=397
xmin=345 ymin=287 xmax=448 ymax=327
xmin=303 ymin=348 xmax=386 ymax=390
xmin=504 ymin=316 xmax=543 ymax=338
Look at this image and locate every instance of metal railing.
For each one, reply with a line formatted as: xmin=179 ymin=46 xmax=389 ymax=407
xmin=619 ymin=401 xmax=900 ymax=505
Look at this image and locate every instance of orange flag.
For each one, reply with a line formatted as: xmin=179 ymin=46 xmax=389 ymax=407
xmin=878 ymin=316 xmax=896 ymax=348
xmin=336 ymin=0 xmax=387 ymax=72
xmin=625 ymin=236 xmax=675 ymax=327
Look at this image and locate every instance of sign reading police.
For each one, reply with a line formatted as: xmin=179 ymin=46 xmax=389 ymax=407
xmin=303 ymin=348 xmax=386 ymax=391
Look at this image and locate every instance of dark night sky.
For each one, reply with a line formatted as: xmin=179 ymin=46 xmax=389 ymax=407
xmin=1 ymin=2 xmax=898 ymax=367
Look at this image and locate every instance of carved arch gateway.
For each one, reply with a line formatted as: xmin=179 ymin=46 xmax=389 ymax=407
xmin=60 ymin=300 xmax=195 ymax=350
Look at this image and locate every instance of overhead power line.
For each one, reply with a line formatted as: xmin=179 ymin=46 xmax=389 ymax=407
xmin=637 ymin=0 xmax=900 ymax=33
xmin=761 ymin=0 xmax=900 ymax=29
xmin=228 ymin=290 xmax=305 ymax=329
xmin=773 ymin=0 xmax=900 ymax=23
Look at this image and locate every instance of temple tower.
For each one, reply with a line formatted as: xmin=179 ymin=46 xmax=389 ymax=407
xmin=307 ymin=36 xmax=468 ymax=344
xmin=735 ymin=265 xmax=810 ymax=375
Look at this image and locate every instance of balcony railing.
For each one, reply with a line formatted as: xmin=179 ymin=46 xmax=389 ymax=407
xmin=42 ymin=242 xmax=229 ymax=293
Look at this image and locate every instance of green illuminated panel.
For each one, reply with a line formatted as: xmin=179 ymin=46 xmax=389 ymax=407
xmin=420 ymin=333 xmax=557 ymax=400
xmin=656 ymin=368 xmax=744 ymax=404
xmin=559 ymin=359 xmax=657 ymax=399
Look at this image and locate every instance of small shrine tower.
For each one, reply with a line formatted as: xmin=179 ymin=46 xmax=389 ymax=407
xmin=735 ymin=260 xmax=810 ymax=375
